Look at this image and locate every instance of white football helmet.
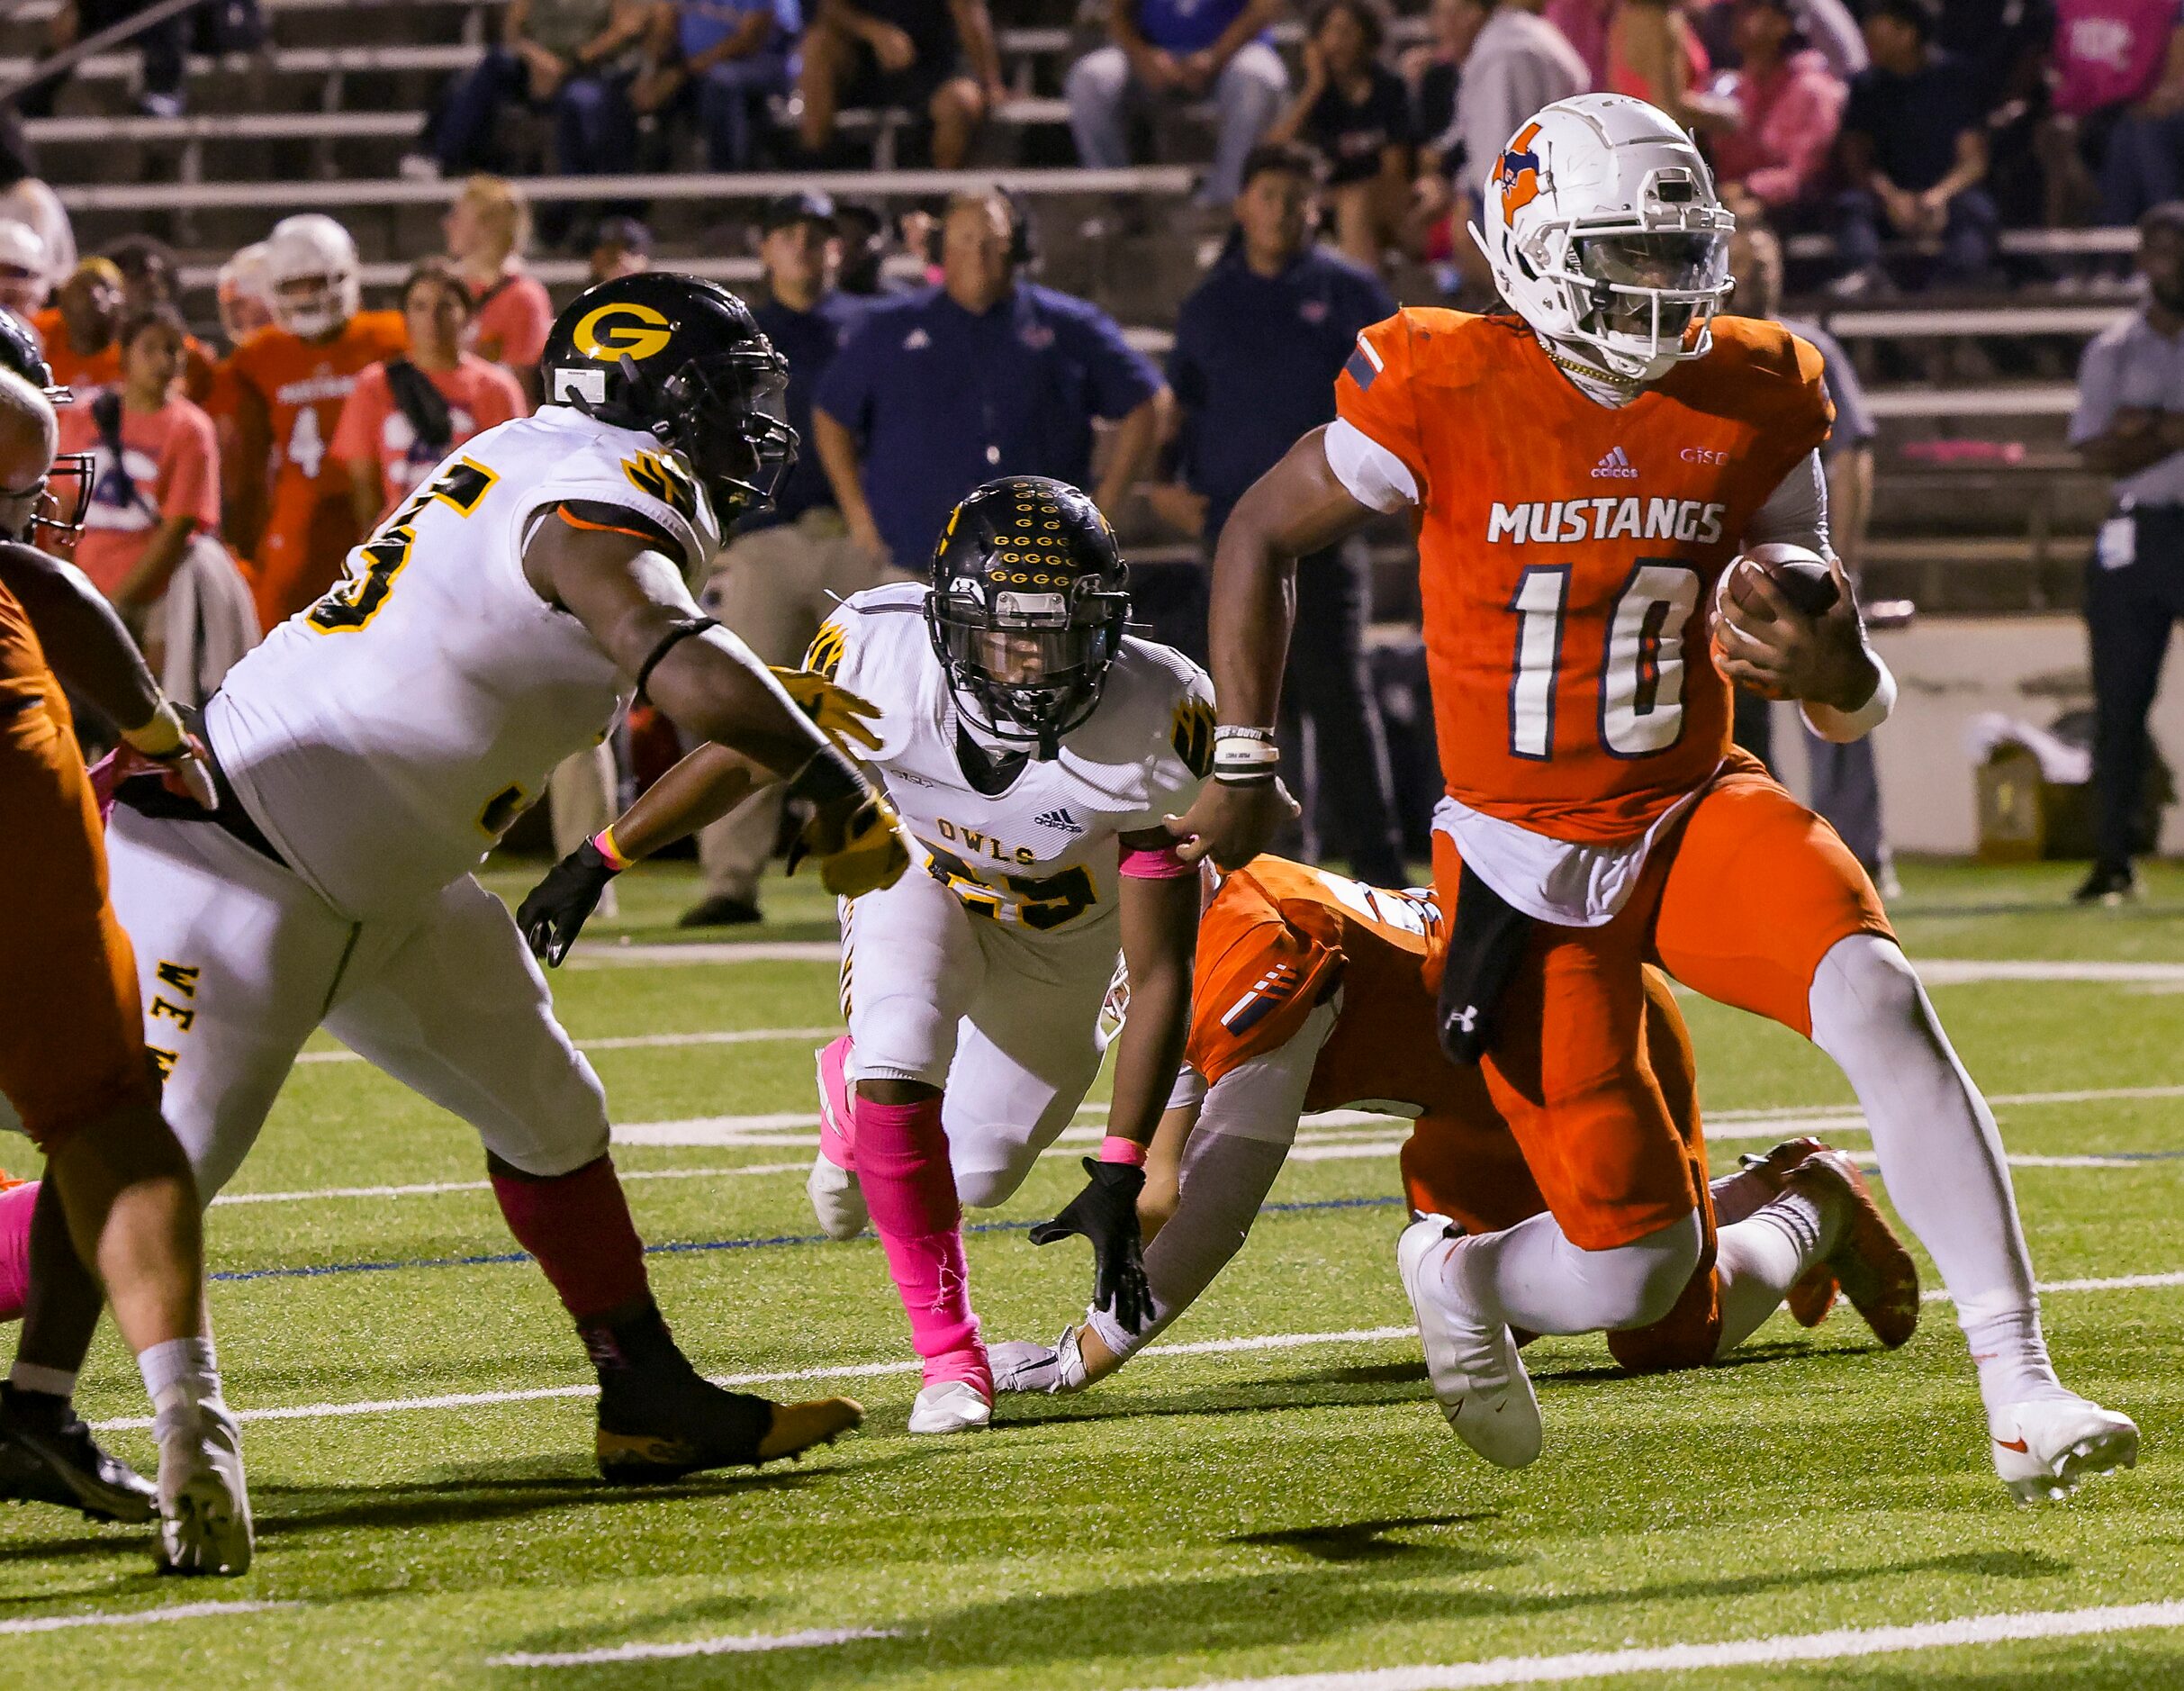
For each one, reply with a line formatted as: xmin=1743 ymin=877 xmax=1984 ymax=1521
xmin=0 ymin=220 xmax=48 ymax=317
xmin=217 ymin=240 xmax=274 ymax=342
xmin=1470 ymin=94 xmax=1734 ymax=385
xmin=263 ymin=213 xmax=360 ymax=339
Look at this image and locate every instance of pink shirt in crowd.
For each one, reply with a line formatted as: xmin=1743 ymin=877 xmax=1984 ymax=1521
xmin=1546 ymin=0 xmax=1616 ymax=87
xmin=1712 ymin=48 xmax=1849 ymax=208
xmin=2051 ymin=0 xmax=2180 ymax=118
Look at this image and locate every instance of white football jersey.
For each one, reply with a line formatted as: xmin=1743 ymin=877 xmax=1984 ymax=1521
xmin=207 ymin=405 xmax=724 ymax=919
xmin=816 ymin=582 xmax=1213 ymax=936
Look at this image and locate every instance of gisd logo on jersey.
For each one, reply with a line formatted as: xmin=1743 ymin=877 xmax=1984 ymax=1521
xmin=1495 ymin=122 xmax=1544 ymax=223
xmin=805 ymin=620 xmax=847 ymax=680
xmin=622 ymin=449 xmax=699 ymax=521
xmin=573 ymin=301 xmax=673 ymax=363
xmin=1171 ymin=695 xmax=1215 ymax=780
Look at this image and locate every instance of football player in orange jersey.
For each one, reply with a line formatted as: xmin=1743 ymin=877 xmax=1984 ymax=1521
xmin=1167 ymin=94 xmax=2136 ymax=1502
xmin=224 ymin=215 xmax=406 ymax=630
xmin=990 ymin=856 xmax=1909 ymax=1405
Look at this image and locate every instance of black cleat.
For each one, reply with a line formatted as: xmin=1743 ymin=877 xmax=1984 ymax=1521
xmin=2071 ymin=863 xmax=2139 ymax=907
xmin=0 ymin=1383 xmax=157 ymax=1524
xmin=586 ymin=1305 xmax=862 ymax=1483
xmin=678 ymin=895 xmax=763 ymax=928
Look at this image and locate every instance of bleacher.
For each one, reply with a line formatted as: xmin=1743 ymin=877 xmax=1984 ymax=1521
xmin=8 ymin=0 xmax=2135 ymax=614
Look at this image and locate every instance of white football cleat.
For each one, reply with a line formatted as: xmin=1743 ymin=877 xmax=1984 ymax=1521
xmin=989 ymin=1328 xmax=1089 ymax=1396
xmin=1397 ymin=1214 xmax=1541 ymax=1469
xmin=907 ymin=1379 xmax=992 ymax=1435
xmin=1990 ymin=1396 xmax=2139 ymax=1503
xmin=807 ymin=1152 xmax=868 ymax=1240
xmin=155 ymin=1400 xmax=253 ymax=1576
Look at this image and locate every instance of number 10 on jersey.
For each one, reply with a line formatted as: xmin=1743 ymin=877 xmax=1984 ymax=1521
xmin=1508 ymin=560 xmax=1702 ymax=760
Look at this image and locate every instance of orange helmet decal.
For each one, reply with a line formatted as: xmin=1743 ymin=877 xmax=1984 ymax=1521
xmin=1494 ymin=122 xmax=1544 ymax=223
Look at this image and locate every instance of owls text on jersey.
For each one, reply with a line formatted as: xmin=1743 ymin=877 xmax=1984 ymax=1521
xmin=814 ymin=581 xmax=1214 ymax=935
xmin=204 ymin=405 xmax=725 ymax=920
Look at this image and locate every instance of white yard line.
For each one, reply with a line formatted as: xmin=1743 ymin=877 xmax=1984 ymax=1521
xmin=564 ymin=941 xmax=840 ymax=968
xmin=488 ymin=1627 xmax=900 ymax=1667
xmin=212 ymin=1164 xmax=807 ymax=1207
xmin=1917 ymin=959 xmax=2184 ymax=985
xmin=89 ymin=1271 xmax=2184 ymax=1433
xmin=0 ymin=1600 xmax=300 ymax=1637
xmin=1139 ymin=1600 xmax=2184 ymax=1691
xmin=297 ymin=1026 xmax=835 ymax=1065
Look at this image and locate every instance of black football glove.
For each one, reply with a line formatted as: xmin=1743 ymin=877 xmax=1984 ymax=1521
xmin=518 ymin=838 xmax=619 ymax=966
xmin=1028 ymin=1158 xmax=1153 ymax=1334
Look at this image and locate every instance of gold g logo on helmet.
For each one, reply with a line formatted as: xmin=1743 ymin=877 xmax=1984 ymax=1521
xmin=573 ymin=302 xmax=673 ymax=363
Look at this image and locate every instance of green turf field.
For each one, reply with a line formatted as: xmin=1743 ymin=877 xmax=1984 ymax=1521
xmin=1 ymin=858 xmax=2179 ymax=1688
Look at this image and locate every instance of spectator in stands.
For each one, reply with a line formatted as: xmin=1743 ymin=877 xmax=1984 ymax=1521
xmin=832 ymin=199 xmax=906 ymax=294
xmin=1833 ymin=0 xmax=1998 ymax=293
xmin=1547 ymin=0 xmax=1612 ymax=86
xmin=443 ymin=176 xmax=555 ymax=402
xmin=1711 ymin=0 xmax=1847 ymax=221
xmin=0 ymin=114 xmax=72 ymax=305
xmin=682 ymin=193 xmax=880 ymax=927
xmin=0 ymin=223 xmax=49 ymax=322
xmin=53 ymin=307 xmax=220 ymax=665
xmin=2067 ymin=201 xmax=2184 ymax=904
xmin=1451 ymin=0 xmax=1588 ymax=221
xmin=812 ymin=189 xmax=1166 ymax=572
xmin=797 ymin=0 xmax=1003 ymax=170
xmin=1265 ymin=0 xmax=1414 ymax=271
xmin=1160 ymin=141 xmax=1406 ymax=883
xmin=1405 ymin=0 xmax=1476 ymax=150
xmin=2040 ymin=0 xmax=2184 ymax=227
xmin=1067 ymin=0 xmax=1291 ymax=207
xmin=332 ymin=260 xmax=527 ymax=527
xmin=587 ymin=214 xmax=653 ymax=283
xmin=636 ymin=0 xmax=799 ymax=171
xmin=1726 ymin=221 xmax=1895 ymax=891
xmin=104 ymin=235 xmax=216 ymax=403
xmin=1609 ymin=0 xmax=1737 ymax=136
xmin=22 ymin=0 xmax=194 ymax=119
xmin=429 ymin=0 xmax=652 ymax=182
xmin=33 ymin=256 xmax=122 ymax=393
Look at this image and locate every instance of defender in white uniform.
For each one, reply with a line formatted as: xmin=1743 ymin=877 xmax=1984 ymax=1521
xmin=519 ymin=477 xmax=1213 ymax=1435
xmin=5 ymin=275 xmax=912 ymax=1482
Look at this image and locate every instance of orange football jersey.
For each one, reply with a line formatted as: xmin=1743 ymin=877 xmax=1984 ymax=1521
xmin=229 ymin=310 xmax=407 ymax=619
xmin=1336 ymin=312 xmax=1832 ymax=845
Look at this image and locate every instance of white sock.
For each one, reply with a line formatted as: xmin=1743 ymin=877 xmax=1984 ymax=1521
xmin=8 ymin=1361 xmax=76 ymax=1400
xmin=138 ymin=1336 xmax=223 ymax=1421
xmin=1711 ymin=1193 xmax=1835 ymax=1360
xmin=1807 ymin=935 xmax=2064 ymax=1416
xmin=1445 ymin=1208 xmax=1704 ymax=1335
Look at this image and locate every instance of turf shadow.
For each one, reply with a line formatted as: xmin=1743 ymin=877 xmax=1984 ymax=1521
xmin=1229 ymin=1511 xmax=1512 ymax=1566
xmin=248 ymin=1467 xmax=829 ymax=1537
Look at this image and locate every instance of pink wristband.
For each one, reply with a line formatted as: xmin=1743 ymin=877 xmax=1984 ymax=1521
xmin=1099 ymin=1135 xmax=1149 ymax=1168
xmin=591 ymin=827 xmax=633 ymax=873
xmin=1118 ymin=843 xmax=1195 ymax=880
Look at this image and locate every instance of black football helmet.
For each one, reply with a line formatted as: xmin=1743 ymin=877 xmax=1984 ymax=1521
xmin=925 ymin=476 xmax=1130 ymax=760
xmin=0 ymin=305 xmax=91 ymax=542
xmin=538 ymin=272 xmax=796 ymax=521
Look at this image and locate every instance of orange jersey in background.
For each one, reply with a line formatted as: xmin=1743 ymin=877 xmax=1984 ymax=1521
xmin=1335 ymin=311 xmax=1831 ymax=845
xmin=228 ymin=310 xmax=407 ymax=628
xmin=29 ymin=310 xmax=217 ymax=402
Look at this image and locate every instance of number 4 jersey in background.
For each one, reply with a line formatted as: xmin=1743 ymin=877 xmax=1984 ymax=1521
xmin=226 ymin=308 xmax=407 ymax=629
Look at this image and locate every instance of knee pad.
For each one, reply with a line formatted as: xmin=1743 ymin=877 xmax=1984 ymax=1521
xmin=1810 ymin=934 xmax=1925 ymax=1047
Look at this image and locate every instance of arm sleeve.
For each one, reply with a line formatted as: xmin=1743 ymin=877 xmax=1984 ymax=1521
xmin=1332 ymin=312 xmax=1430 ymax=503
xmin=2069 ymin=332 xmax=2126 ymax=447
xmin=1744 ymin=448 xmax=1832 ymax=556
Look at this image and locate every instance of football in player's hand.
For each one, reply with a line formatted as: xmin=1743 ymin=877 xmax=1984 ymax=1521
xmin=1724 ymin=544 xmax=1840 ymax=623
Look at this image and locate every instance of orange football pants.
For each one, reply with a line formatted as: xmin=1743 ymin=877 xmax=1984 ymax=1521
xmin=1402 ymin=966 xmax=1726 ymax=1370
xmin=0 ymin=589 xmax=159 ymax=1144
xmin=1430 ymin=748 xmax=1893 ymax=1256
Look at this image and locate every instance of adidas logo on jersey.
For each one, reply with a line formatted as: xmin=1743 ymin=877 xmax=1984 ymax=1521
xmin=1034 ymin=807 xmax=1085 ymax=835
xmin=1591 ymin=446 xmax=1638 ymax=480
xmin=1486 ymin=497 xmax=1727 ymax=547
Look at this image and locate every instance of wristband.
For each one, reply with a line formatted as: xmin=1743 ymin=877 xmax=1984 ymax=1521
xmin=121 ymin=699 xmax=187 ymax=759
xmin=1098 ymin=1135 xmax=1149 ymax=1168
xmin=591 ymin=827 xmax=634 ymax=873
xmin=1214 ymin=737 xmax=1280 ymax=786
xmin=1212 ymin=725 xmax=1277 ymax=744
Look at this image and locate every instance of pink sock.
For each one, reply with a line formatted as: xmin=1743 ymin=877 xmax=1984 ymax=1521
xmin=0 ymin=1180 xmax=35 ymax=1324
xmin=854 ymin=1093 xmax=988 ymax=1391
xmin=816 ymin=1035 xmax=857 ymax=1171
xmin=489 ymin=1155 xmax=651 ymax=1323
